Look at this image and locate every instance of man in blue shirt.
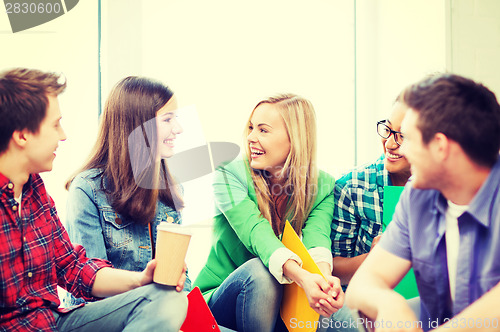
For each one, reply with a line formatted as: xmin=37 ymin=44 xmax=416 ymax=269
xmin=346 ymin=73 xmax=500 ymax=331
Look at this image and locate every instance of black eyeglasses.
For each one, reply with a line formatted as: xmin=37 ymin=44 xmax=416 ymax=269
xmin=377 ymin=120 xmax=404 ymax=146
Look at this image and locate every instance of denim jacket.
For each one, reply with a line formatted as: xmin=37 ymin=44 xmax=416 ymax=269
xmin=62 ymin=168 xmax=191 ymax=306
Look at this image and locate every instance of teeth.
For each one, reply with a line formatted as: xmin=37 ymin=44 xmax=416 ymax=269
xmin=164 ymin=139 xmax=174 ymax=144
xmin=251 ymin=148 xmax=264 ymax=155
xmin=387 ymin=152 xmax=402 ymax=159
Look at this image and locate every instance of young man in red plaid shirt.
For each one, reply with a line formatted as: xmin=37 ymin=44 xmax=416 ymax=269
xmin=0 ymin=68 xmax=188 ymax=332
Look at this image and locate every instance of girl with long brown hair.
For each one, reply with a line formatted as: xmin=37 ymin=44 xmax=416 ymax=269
xmin=62 ymin=76 xmax=189 ymax=306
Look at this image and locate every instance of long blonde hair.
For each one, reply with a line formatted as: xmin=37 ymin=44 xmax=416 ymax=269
xmin=245 ymin=93 xmax=318 ymax=236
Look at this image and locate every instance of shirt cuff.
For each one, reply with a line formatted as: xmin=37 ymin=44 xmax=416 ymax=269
xmin=308 ymin=247 xmax=333 ymax=273
xmin=269 ymin=247 xmax=303 ymax=284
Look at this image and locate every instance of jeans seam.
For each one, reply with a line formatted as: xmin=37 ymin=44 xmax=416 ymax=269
xmin=239 ymin=277 xmax=247 ymax=331
xmin=210 ymin=276 xmax=247 ymax=331
xmin=63 ymin=295 xmax=149 ymax=332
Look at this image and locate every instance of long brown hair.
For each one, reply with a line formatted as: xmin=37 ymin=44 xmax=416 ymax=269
xmin=244 ymin=93 xmax=318 ymax=236
xmin=66 ymin=76 xmax=184 ymax=224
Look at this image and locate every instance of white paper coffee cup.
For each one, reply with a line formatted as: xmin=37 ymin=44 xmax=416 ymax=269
xmin=153 ymin=222 xmax=192 ymax=286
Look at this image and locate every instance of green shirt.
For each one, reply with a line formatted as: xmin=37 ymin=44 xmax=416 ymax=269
xmin=194 ymin=158 xmax=335 ymax=300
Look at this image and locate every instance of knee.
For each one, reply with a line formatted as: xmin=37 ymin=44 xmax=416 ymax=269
xmin=162 ymin=290 xmax=189 ymax=321
xmin=156 ymin=287 xmax=189 ymax=329
xmin=242 ymin=258 xmax=282 ymax=300
xmin=140 ymin=284 xmax=188 ymax=327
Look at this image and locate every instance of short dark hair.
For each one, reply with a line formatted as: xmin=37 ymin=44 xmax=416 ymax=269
xmin=0 ymin=68 xmax=66 ymax=153
xmin=401 ymin=73 xmax=500 ymax=167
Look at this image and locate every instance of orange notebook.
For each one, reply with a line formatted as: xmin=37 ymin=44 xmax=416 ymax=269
xmin=280 ymin=221 xmax=324 ymax=332
xmin=180 ymin=287 xmax=221 ymax=332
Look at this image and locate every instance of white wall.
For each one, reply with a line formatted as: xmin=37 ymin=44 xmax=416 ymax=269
xmin=0 ymin=0 xmax=100 ymax=223
xmin=102 ymin=0 xmax=357 ymax=175
xmin=448 ymin=0 xmax=500 ymax=96
xmin=355 ymin=0 xmax=447 ymax=165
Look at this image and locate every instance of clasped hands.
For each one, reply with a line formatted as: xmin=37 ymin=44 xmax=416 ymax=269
xmin=300 ymin=270 xmax=344 ymax=317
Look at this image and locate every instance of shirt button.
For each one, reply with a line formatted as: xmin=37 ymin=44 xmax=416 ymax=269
xmin=23 ymin=237 xmax=27 ymax=242
xmin=27 ymin=272 xmax=33 ymax=278
xmin=12 ymin=205 xmax=18 ymax=212
xmin=7 ymin=183 xmax=14 ymax=190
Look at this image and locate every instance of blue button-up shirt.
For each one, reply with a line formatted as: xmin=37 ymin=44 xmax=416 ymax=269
xmin=380 ymin=158 xmax=500 ymax=330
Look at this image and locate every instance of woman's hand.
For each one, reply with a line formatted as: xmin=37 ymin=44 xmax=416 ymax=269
xmin=138 ymin=259 xmax=157 ymax=287
xmin=138 ymin=260 xmax=187 ymax=292
xmin=283 ymin=259 xmax=344 ymax=317
xmin=301 ymin=272 xmax=344 ymax=317
xmin=175 ymin=263 xmax=188 ymax=292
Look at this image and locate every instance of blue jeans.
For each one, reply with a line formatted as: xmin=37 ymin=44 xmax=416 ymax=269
xmin=61 ymin=272 xmax=192 ymax=308
xmin=208 ymin=258 xmax=283 ymax=332
xmin=318 ymin=305 xmax=362 ymax=332
xmin=321 ymin=297 xmax=422 ymax=332
xmin=53 ymin=283 xmax=188 ymax=332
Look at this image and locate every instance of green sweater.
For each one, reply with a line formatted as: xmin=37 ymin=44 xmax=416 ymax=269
xmin=193 ymin=158 xmax=335 ymax=301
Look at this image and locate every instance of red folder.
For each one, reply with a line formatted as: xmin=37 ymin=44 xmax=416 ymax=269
xmin=180 ymin=287 xmax=221 ymax=332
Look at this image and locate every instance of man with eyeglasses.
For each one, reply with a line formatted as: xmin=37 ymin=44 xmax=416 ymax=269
xmin=346 ymin=74 xmax=500 ymax=331
xmin=330 ymin=98 xmax=411 ymax=288
xmin=319 ymin=97 xmax=412 ymax=331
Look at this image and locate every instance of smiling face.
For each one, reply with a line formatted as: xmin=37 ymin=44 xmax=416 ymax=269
xmin=156 ymin=95 xmax=183 ymax=159
xmin=382 ymin=101 xmax=411 ymax=184
xmin=24 ymin=94 xmax=67 ymax=173
xmin=400 ymin=108 xmax=443 ymax=190
xmin=247 ymin=103 xmax=291 ymax=178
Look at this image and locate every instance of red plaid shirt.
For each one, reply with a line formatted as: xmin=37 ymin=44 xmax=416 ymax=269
xmin=0 ymin=172 xmax=112 ymax=331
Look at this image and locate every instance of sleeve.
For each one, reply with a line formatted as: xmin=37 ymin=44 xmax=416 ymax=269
xmin=308 ymin=247 xmax=333 ymax=271
xmin=65 ymin=176 xmax=108 ymax=260
xmin=213 ymin=162 xmax=286 ymax=268
xmin=378 ymin=186 xmax=412 ymax=261
xmin=268 ymin=248 xmax=302 ymax=284
xmin=50 ymin=198 xmax=112 ymax=299
xmin=302 ymin=174 xmax=335 ymax=252
xmin=330 ymin=179 xmax=360 ymax=258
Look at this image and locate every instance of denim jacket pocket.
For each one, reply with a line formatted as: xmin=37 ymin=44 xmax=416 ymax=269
xmin=102 ymin=210 xmax=133 ymax=248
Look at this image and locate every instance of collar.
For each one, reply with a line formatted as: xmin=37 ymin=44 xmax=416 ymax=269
xmin=375 ymin=154 xmax=393 ymax=187
xmin=0 ymin=172 xmax=36 ymax=199
xmin=434 ymin=158 xmax=500 ymax=229
xmin=465 ymin=158 xmax=500 ymax=228
xmin=0 ymin=172 xmax=12 ymax=195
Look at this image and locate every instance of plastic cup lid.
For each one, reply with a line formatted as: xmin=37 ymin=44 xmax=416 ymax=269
xmin=156 ymin=222 xmax=192 ymax=235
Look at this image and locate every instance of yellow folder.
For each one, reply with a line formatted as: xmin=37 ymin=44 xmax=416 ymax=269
xmin=280 ymin=221 xmax=324 ymax=332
